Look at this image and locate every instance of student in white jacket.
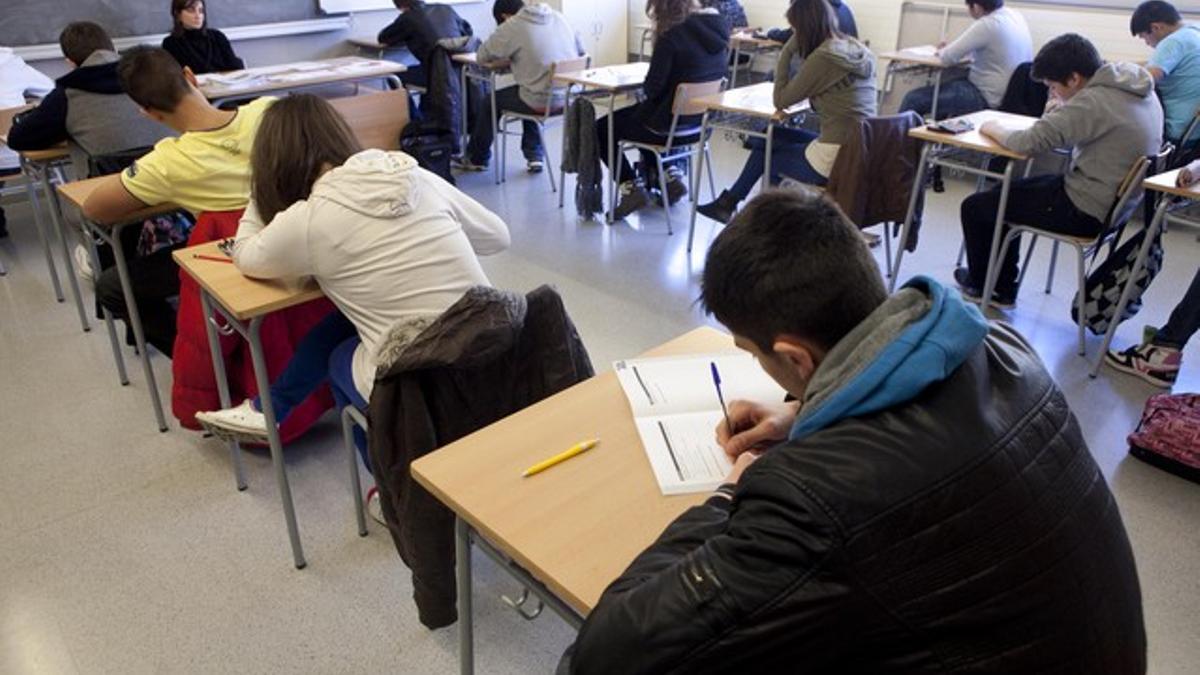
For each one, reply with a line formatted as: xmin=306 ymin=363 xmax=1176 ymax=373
xmin=0 ymin=46 xmax=54 ymax=237
xmin=196 ymin=95 xmax=510 ymax=477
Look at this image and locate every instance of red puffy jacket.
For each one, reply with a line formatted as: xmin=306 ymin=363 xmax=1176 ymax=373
xmin=172 ymin=210 xmax=336 ymax=443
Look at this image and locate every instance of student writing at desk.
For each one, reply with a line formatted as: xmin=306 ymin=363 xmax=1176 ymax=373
xmin=956 ymin=34 xmax=1163 ymax=308
xmin=1130 ymin=1 xmax=1200 ymax=156
xmin=378 ymin=0 xmax=474 ymax=91
xmin=161 ymin=0 xmax=245 ymax=75
xmin=0 ymin=44 xmax=53 ymax=238
xmin=562 ymin=189 xmax=1147 ymax=674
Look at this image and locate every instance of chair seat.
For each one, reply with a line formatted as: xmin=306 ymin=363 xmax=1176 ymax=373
xmin=621 ymin=130 xmax=705 ymax=153
xmin=1006 ymin=221 xmax=1101 ymax=247
xmin=501 ymin=108 xmax=564 ymax=123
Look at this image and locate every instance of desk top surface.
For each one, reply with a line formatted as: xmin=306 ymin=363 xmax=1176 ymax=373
xmin=731 ymin=31 xmax=783 ymax=48
xmin=411 ymin=326 xmax=738 ymax=616
xmin=0 ymin=104 xmax=68 ymax=162
xmin=195 ymin=57 xmax=407 ymax=99
xmin=909 ymin=109 xmax=1038 ymax=160
xmin=552 ymin=62 xmax=650 ymax=90
xmin=451 ymin=52 xmax=511 ymax=71
xmin=1144 ymin=168 xmax=1200 ymax=199
xmin=173 ymin=240 xmax=324 ymax=321
xmin=348 ymin=36 xmax=387 ymax=49
xmin=880 ymin=45 xmax=968 ymax=68
xmin=57 ymin=175 xmax=180 ymax=226
xmin=697 ymin=81 xmax=809 ymax=119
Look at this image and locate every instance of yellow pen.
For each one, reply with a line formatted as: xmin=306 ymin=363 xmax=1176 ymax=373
xmin=522 ymin=438 xmax=600 ymax=477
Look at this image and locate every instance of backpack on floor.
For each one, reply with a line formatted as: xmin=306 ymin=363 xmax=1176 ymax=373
xmin=400 ymin=121 xmax=456 ymax=186
xmin=1128 ymin=393 xmax=1200 ymax=484
xmin=1071 ymin=225 xmax=1164 ymax=336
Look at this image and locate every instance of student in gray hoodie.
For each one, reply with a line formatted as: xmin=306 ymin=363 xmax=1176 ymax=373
xmin=956 ymin=33 xmax=1164 ymax=307
xmin=459 ymin=0 xmax=583 ymax=173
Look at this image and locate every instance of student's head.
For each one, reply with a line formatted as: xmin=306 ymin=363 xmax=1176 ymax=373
xmin=1130 ymin=1 xmax=1182 ymax=47
xmin=647 ymin=0 xmax=694 ymax=38
xmin=786 ymin=0 xmax=843 ymax=58
xmin=118 ymin=46 xmax=198 ymax=120
xmin=59 ymin=22 xmax=114 ymax=68
xmin=1030 ymin=33 xmax=1102 ymax=101
xmin=964 ymin=0 xmax=1002 ymax=20
xmin=171 ymin=0 xmax=207 ymax=35
xmin=493 ymin=0 xmax=524 ymax=24
xmin=393 ymin=0 xmax=419 ymax=10
xmin=700 ymin=189 xmax=888 ymax=400
xmin=250 ymin=94 xmax=363 ymax=223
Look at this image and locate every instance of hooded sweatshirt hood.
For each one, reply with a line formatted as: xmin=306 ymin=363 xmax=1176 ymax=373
xmin=819 ymin=37 xmax=875 ymax=80
xmin=58 ymin=50 xmax=123 ymax=95
xmin=1087 ymin=61 xmax=1155 ymax=99
xmin=789 ymin=276 xmax=989 ymax=441
xmin=515 ymin=2 xmax=553 ymax=25
xmin=311 ymin=149 xmax=420 ymax=220
xmin=675 ymin=11 xmax=731 ymax=56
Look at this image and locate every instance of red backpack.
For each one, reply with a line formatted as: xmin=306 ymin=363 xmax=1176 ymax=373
xmin=1128 ymin=393 xmax=1200 ymax=484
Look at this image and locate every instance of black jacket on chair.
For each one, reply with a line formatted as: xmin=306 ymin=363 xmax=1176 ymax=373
xmin=561 ymin=320 xmax=1145 ymax=674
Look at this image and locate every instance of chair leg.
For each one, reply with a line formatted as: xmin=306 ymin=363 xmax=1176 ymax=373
xmin=956 ymin=241 xmax=965 ymax=268
xmin=541 ymin=123 xmax=556 ymax=193
xmin=657 ymin=154 xmax=672 ymax=235
xmin=1046 ymin=240 xmax=1060 ymax=294
xmin=883 ymin=222 xmax=893 ymax=279
xmin=982 ymin=229 xmax=1021 ymax=312
xmin=498 ymin=116 xmax=507 ymax=186
xmin=1075 ymin=245 xmax=1087 ymax=356
xmin=704 ymin=145 xmax=717 ymax=200
xmin=342 ymin=407 xmax=368 ymax=537
xmin=1017 ymin=234 xmax=1038 ymax=288
xmin=613 ymin=142 xmax=625 ymax=219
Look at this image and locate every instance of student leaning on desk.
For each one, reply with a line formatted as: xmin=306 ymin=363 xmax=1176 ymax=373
xmin=561 ymin=189 xmax=1146 ymax=674
xmin=0 ymin=43 xmax=53 ymax=238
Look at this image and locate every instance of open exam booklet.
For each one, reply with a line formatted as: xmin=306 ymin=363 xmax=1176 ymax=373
xmin=615 ymin=353 xmax=787 ymax=495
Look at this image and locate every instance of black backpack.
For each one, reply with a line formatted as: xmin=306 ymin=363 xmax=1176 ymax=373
xmin=1071 ymin=223 xmax=1164 ymax=336
xmin=400 ymin=120 xmax=456 ymax=186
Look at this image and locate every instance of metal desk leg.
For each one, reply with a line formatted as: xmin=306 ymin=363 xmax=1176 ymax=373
xmin=199 ymin=291 xmax=247 ymax=491
xmin=687 ymin=112 xmax=712 ymax=253
xmin=730 ymin=43 xmax=742 ymax=89
xmin=20 ymin=157 xmax=65 ymax=302
xmin=247 ymin=316 xmax=307 ymax=570
xmin=83 ymin=231 xmax=129 ymax=386
xmin=890 ymin=143 xmax=932 ymax=291
xmin=41 ymin=166 xmax=90 ymax=332
xmin=105 ymin=221 xmax=169 ymax=432
xmin=460 ymin=66 xmax=470 ymax=150
xmin=491 ymin=73 xmax=501 ymax=185
xmin=606 ymin=91 xmax=617 ymax=224
xmin=1091 ymin=198 xmax=1170 ymax=378
xmin=456 ymin=517 xmax=474 ymax=675
xmin=763 ymin=124 xmax=775 ymax=192
xmin=978 ymin=161 xmax=1017 ymax=314
xmin=930 ymin=69 xmax=944 ymax=121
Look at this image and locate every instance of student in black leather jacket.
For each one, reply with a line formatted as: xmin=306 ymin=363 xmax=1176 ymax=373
xmin=560 ymin=190 xmax=1146 ymax=675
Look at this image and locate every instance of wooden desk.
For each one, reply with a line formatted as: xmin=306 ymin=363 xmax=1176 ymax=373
xmin=880 ymin=45 xmax=970 ymax=122
xmin=58 ymin=176 xmax=184 ymax=431
xmin=174 ymin=239 xmax=325 ymax=569
xmin=687 ymin=82 xmax=811 ymax=252
xmin=412 ymin=327 xmax=734 ymax=673
xmin=890 ymin=110 xmax=1039 ymax=313
xmin=348 ymin=36 xmax=390 ymax=59
xmin=553 ymin=62 xmax=651 ymax=223
xmin=195 ymin=57 xmax=407 ymax=106
xmin=729 ymin=31 xmax=783 ymax=88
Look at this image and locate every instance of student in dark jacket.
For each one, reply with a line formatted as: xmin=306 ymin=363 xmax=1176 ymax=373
xmin=600 ymin=0 xmax=729 ymax=220
xmin=701 ymin=0 xmax=748 ymax=30
xmin=766 ymin=0 xmax=858 ymax=42
xmin=560 ymin=189 xmax=1147 ymax=675
xmin=378 ymin=0 xmax=474 ymax=89
xmin=161 ymin=0 xmax=245 ymax=74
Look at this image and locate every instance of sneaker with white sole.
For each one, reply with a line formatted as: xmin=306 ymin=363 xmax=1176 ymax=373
xmin=451 ymin=156 xmax=487 ymax=172
xmin=366 ymin=486 xmax=386 ymax=526
xmin=195 ymin=399 xmax=270 ymax=442
xmin=1104 ymin=342 xmax=1180 ymax=388
xmin=526 ymin=159 xmax=544 ymax=173
xmin=74 ymin=244 xmax=95 ymax=285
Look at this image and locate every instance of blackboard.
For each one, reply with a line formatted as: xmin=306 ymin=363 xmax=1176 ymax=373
xmin=0 ymin=0 xmax=324 ymax=48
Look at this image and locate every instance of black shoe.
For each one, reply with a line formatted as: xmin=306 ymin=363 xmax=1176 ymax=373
xmin=697 ymin=190 xmax=740 ymax=225
xmin=0 ymin=208 xmax=7 ymax=239
xmin=665 ymin=176 xmax=688 ymax=206
xmin=953 ymin=267 xmax=1016 ymax=309
xmin=931 ymin=165 xmax=945 ymax=193
xmin=613 ymin=181 xmax=652 ymax=220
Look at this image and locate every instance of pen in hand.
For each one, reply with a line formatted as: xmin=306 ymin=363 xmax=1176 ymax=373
xmin=710 ymin=361 xmax=732 ymax=436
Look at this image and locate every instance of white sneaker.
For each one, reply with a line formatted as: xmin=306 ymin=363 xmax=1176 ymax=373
xmin=366 ymin=486 xmax=386 ymax=526
xmin=195 ymin=399 xmax=269 ymax=442
xmin=74 ymin=244 xmax=95 ymax=285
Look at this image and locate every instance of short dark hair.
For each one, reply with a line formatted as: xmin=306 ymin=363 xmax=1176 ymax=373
xmin=493 ymin=0 xmax=524 ymax=24
xmin=966 ymin=0 xmax=1003 ymax=12
xmin=59 ymin=22 xmax=114 ymax=65
xmin=700 ymin=189 xmax=888 ymax=353
xmin=118 ymin=46 xmax=191 ymax=113
xmin=1131 ymin=1 xmax=1182 ymax=35
xmin=1030 ymin=33 xmax=1102 ymax=84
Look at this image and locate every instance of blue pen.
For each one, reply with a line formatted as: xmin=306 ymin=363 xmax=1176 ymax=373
xmin=710 ymin=361 xmax=732 ymax=435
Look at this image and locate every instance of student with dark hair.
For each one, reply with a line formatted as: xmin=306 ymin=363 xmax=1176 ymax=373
xmin=81 ymin=46 xmax=274 ymax=356
xmin=161 ymin=0 xmax=244 ymax=74
xmin=765 ymin=0 xmax=858 ymax=42
xmin=701 ymin=0 xmax=748 ymax=31
xmin=194 ymin=96 xmax=509 ymax=524
xmin=378 ymin=0 xmax=474 ymax=89
xmin=560 ymin=188 xmax=1146 ymax=674
xmin=697 ymin=0 xmax=875 ymax=224
xmin=0 ymin=45 xmax=53 ymax=238
xmin=956 ymin=34 xmax=1163 ymax=307
xmin=601 ymin=0 xmax=729 ymax=219
xmin=900 ymin=0 xmax=1032 ymax=120
xmin=1130 ymin=1 xmax=1200 ymax=148
xmin=457 ymin=0 xmax=584 ymax=173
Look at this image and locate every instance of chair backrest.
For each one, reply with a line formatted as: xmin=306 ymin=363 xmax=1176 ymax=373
xmin=1103 ymin=145 xmax=1171 ymax=246
xmin=542 ymin=55 xmax=591 ymax=117
xmin=328 ymin=90 xmax=411 ymax=151
xmin=671 ymin=79 xmax=726 ymax=118
xmin=1168 ymin=106 xmax=1200 ymax=169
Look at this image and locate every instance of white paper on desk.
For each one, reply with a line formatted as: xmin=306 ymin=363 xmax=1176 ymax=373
xmin=615 ymin=353 xmax=787 ymax=494
xmin=902 ymin=45 xmax=939 ymax=58
xmin=268 ymin=72 xmax=333 ymax=83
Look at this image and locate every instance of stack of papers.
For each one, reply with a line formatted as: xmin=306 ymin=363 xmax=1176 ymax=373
xmin=615 ymin=353 xmax=787 ymax=495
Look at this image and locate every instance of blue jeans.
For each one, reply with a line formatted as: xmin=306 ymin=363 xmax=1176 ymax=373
xmin=329 ymin=336 xmax=371 ymax=470
xmin=728 ymin=126 xmax=823 ymax=202
xmin=900 ymin=78 xmax=989 ymax=121
xmin=465 ymin=85 xmax=544 ymax=164
xmin=1155 ymin=267 xmax=1200 ymax=349
xmin=255 ymin=310 xmax=356 ymax=423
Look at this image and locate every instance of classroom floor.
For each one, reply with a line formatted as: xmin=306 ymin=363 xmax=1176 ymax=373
xmin=1 ymin=130 xmax=1198 ymax=674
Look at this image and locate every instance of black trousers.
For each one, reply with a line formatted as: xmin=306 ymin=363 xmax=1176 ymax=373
xmin=95 ymin=243 xmax=184 ymax=357
xmin=595 ymin=106 xmax=695 ymax=185
xmin=960 ymin=174 xmax=1104 ymax=297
